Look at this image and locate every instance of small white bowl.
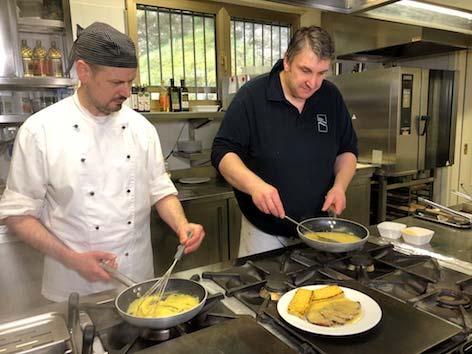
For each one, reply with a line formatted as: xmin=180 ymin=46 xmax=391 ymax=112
xmin=377 ymin=221 xmax=406 ymax=239
xmin=401 ymin=227 xmax=434 ymax=245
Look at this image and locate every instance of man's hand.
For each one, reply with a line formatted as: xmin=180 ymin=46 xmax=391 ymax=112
xmin=67 ymin=251 xmax=117 ymax=282
xmin=249 ymin=181 xmax=285 ymax=218
xmin=322 ymin=186 xmax=346 ymax=216
xmin=177 ymin=223 xmax=205 ymax=254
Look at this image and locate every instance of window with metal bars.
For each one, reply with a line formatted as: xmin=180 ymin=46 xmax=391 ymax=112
xmin=137 ymin=5 xmax=217 ymax=100
xmin=230 ymin=19 xmax=291 ymax=76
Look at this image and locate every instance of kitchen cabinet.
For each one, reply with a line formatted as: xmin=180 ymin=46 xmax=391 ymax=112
xmin=151 ymin=196 xmax=241 ymax=275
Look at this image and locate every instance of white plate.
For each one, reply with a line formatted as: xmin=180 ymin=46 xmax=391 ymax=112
xmin=178 ymin=177 xmax=211 ymax=184
xmin=277 ymin=285 xmax=382 ymax=336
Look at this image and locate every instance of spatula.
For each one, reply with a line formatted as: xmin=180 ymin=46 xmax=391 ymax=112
xmin=284 ymin=215 xmax=340 ymax=243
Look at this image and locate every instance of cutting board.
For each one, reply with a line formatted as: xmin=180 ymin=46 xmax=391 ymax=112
xmin=138 ymin=317 xmax=297 ymax=354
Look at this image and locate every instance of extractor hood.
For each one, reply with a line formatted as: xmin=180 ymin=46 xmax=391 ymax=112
xmin=234 ymin=1 xmax=472 ymax=61
xmin=321 ymin=12 xmax=472 ymax=62
xmin=264 ymin=0 xmax=398 ymax=14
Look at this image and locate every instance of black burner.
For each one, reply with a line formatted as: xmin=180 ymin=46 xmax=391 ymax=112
xmin=265 ymin=272 xmax=290 ymax=293
xmin=348 ymin=253 xmax=375 ymax=272
xmin=141 ymin=328 xmax=172 ymax=341
xmin=437 ymin=289 xmax=471 ymax=309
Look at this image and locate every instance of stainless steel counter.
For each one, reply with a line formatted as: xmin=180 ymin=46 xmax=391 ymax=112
xmin=174 ymin=178 xmax=234 ymax=202
xmin=369 ymin=215 xmax=472 ymax=274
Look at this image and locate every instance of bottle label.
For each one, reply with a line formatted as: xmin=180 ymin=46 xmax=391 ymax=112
xmin=131 ymin=94 xmax=138 ymax=110
xmin=181 ymin=93 xmax=189 ymax=110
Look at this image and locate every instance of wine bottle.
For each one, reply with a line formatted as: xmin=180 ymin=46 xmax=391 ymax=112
xmin=180 ymin=79 xmax=189 ymax=112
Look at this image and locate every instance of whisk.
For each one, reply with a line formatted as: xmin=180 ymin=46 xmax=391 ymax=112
xmin=139 ymin=232 xmax=192 ymax=306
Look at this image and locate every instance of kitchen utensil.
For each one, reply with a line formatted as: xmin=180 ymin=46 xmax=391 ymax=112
xmin=141 ymin=232 xmax=193 ymax=303
xmin=296 ymin=217 xmax=369 ymax=252
xmin=277 ymin=285 xmax=382 ymax=336
xmin=418 ymin=197 xmax=472 ymax=222
xmin=178 ymin=177 xmax=210 ymax=184
xmin=284 ymin=215 xmax=340 ymax=243
xmin=452 ymin=190 xmax=472 ymax=203
xmin=100 ymin=263 xmax=207 ymax=329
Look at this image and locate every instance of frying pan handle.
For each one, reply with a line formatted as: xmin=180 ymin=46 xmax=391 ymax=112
xmin=100 ymin=262 xmax=137 ymax=287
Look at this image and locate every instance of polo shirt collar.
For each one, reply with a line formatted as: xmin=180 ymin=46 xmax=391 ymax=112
xmin=266 ymin=59 xmax=285 ymax=102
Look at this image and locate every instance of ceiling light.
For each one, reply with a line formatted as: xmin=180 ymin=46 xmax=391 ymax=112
xmin=399 ymin=0 xmax=472 ymax=20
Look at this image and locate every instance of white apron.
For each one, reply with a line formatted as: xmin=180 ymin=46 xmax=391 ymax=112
xmin=238 ymin=214 xmax=301 ymax=257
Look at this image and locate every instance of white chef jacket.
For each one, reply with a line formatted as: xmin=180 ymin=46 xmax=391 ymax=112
xmin=0 ymin=93 xmax=177 ymax=302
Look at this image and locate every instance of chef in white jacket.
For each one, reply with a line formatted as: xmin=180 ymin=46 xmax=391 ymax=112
xmin=0 ymin=22 xmax=205 ymax=302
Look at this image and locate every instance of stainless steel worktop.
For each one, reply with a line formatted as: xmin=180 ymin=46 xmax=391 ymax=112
xmin=174 ymin=178 xmax=234 ymax=202
xmin=369 ymin=215 xmax=472 ymax=274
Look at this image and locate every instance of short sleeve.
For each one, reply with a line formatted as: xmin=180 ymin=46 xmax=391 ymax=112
xmin=211 ymin=91 xmax=251 ymax=169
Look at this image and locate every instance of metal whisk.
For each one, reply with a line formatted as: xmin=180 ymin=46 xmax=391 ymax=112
xmin=140 ymin=232 xmax=192 ymax=304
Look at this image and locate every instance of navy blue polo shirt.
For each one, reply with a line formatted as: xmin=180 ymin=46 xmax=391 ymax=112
xmin=212 ymin=60 xmax=358 ymax=237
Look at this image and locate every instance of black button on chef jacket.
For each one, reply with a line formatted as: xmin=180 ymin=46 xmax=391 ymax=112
xmin=211 ymin=59 xmax=358 ymax=237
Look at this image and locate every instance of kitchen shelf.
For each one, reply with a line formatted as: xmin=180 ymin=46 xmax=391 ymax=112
xmin=18 ymin=17 xmax=65 ymax=33
xmin=142 ymin=111 xmax=224 ymax=122
xmin=0 ymin=77 xmax=77 ymax=89
xmin=0 ymin=114 xmax=29 ymax=124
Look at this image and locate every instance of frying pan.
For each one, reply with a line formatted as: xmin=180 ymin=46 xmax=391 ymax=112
xmin=296 ymin=217 xmax=369 ymax=253
xmin=102 ymin=263 xmax=207 ymax=329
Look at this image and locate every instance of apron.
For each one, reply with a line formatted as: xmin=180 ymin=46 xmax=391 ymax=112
xmin=239 ymin=214 xmax=301 ymax=257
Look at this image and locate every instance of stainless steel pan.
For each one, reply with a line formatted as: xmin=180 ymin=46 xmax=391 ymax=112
xmin=102 ymin=264 xmax=207 ymax=329
xmin=296 ymin=217 xmax=369 ymax=253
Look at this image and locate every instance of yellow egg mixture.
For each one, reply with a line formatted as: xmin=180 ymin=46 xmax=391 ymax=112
xmin=304 ymin=231 xmax=361 ymax=243
xmin=127 ymin=293 xmax=199 ymax=318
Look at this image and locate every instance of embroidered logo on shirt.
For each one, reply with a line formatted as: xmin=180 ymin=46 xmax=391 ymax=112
xmin=316 ymin=114 xmax=328 ymax=133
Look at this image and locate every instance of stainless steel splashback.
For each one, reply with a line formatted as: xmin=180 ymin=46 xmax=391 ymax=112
xmin=0 ymin=0 xmax=20 ymax=77
xmin=330 ymin=66 xmax=456 ymax=174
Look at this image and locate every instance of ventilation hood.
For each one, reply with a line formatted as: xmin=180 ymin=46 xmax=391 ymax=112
xmin=264 ymin=0 xmax=398 ymax=14
xmin=321 ymin=12 xmax=472 ymax=62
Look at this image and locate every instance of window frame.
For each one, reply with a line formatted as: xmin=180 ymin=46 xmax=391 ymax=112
xmin=125 ymin=0 xmax=299 ymax=100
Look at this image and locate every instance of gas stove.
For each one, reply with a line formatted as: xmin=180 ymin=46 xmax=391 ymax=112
xmin=69 ymin=243 xmax=472 ymax=354
xmin=202 ymin=243 xmax=472 ymax=353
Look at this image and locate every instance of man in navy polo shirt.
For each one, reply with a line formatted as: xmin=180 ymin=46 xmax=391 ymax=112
xmin=211 ymin=26 xmax=358 ymax=257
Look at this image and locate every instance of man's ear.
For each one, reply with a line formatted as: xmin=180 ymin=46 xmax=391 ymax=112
xmin=76 ymin=60 xmax=91 ymax=83
xmin=283 ymin=56 xmax=289 ymax=71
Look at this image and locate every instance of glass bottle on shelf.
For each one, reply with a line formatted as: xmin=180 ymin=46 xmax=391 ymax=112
xmin=131 ymin=83 xmax=138 ymax=111
xmin=32 ymin=40 xmax=48 ymax=77
xmin=137 ymin=86 xmax=145 ymax=112
xmin=179 ymin=79 xmax=189 ymax=112
xmin=47 ymin=41 xmax=63 ymax=77
xmin=168 ymin=78 xmax=180 ymax=112
xmin=143 ymin=85 xmax=150 ymax=112
xmin=159 ymin=81 xmax=169 ymax=112
xmin=20 ymin=40 xmax=34 ymax=77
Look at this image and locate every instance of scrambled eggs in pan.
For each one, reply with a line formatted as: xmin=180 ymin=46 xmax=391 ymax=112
xmin=127 ymin=293 xmax=200 ymax=318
